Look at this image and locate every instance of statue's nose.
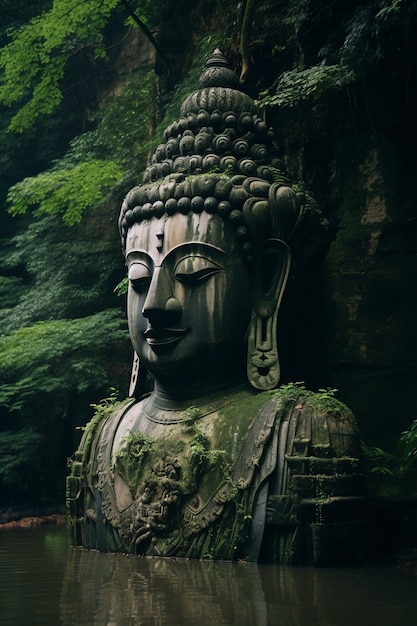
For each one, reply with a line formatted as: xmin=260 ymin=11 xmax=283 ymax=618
xmin=142 ymin=267 xmax=182 ymax=323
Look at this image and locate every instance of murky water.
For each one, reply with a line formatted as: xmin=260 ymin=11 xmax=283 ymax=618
xmin=0 ymin=525 xmax=416 ymax=625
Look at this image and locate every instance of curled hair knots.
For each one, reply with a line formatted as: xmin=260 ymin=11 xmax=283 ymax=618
xmin=143 ymin=110 xmax=277 ymax=184
xmin=119 ymin=172 xmax=304 ymax=264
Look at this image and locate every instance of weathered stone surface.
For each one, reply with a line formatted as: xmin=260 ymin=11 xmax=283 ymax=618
xmin=67 ymin=49 xmax=374 ymax=566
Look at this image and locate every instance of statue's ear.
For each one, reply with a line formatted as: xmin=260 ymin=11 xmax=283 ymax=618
xmin=129 ymin=352 xmax=148 ymax=399
xmin=247 ymin=239 xmax=291 ymax=391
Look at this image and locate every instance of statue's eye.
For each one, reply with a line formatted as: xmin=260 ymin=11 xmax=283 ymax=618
xmin=175 ymin=256 xmax=223 ymax=285
xmin=128 ymin=263 xmax=151 ymax=292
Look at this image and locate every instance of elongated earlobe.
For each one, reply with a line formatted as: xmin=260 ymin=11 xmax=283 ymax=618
xmin=247 ymin=239 xmax=291 ymax=390
xmin=129 ymin=352 xmax=148 ymax=398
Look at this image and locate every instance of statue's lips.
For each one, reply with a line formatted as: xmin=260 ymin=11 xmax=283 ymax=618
xmin=144 ymin=327 xmax=190 ymax=348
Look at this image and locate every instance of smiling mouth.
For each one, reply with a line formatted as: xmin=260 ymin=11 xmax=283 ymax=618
xmin=144 ymin=327 xmax=190 ymax=349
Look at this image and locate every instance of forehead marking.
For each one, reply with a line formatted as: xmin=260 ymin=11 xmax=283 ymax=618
xmin=156 ymin=227 xmax=164 ymax=252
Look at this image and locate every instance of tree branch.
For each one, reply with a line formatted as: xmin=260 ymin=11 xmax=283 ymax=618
xmin=120 ymin=0 xmax=171 ymax=77
xmin=239 ymin=0 xmax=257 ymax=84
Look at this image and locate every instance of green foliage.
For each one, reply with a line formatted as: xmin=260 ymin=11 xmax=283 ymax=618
xmin=88 ymin=387 xmax=124 ymax=424
xmin=0 ymin=275 xmax=23 ymax=308
xmin=256 ymin=64 xmax=355 ymax=109
xmin=316 ymin=387 xmax=339 ymax=400
xmin=0 ymin=309 xmax=128 ymax=412
xmin=270 ymin=380 xmax=306 ymax=400
xmin=361 ymin=443 xmax=395 ymax=476
xmin=181 ymin=407 xmax=228 ymax=480
xmin=0 ymin=214 xmax=124 ymax=332
xmin=398 ymin=419 xmax=417 ymax=469
xmin=114 ymin=430 xmax=153 ymax=460
xmin=7 ymin=159 xmax=124 ymax=225
xmin=113 ymin=402 xmax=231 ymax=499
xmin=340 ymin=0 xmax=415 ymax=70
xmin=155 ymin=33 xmax=224 ymax=137
xmin=114 ymin=277 xmax=129 ymax=296
xmin=272 ymin=381 xmax=338 ymax=402
xmin=113 ymin=430 xmax=154 ymax=492
xmin=361 ymin=419 xmax=417 ymax=501
xmin=256 ymin=0 xmax=415 ymax=111
xmin=0 ymin=427 xmax=43 ymax=490
xmin=362 ymin=419 xmax=417 ymax=478
xmin=271 ymin=383 xmax=353 ymax=421
xmin=0 ymin=0 xmax=193 ymax=134
xmin=0 ymin=0 xmax=120 ymax=132
xmin=80 ymin=388 xmax=129 ymax=464
xmin=376 ymin=0 xmax=403 ymax=18
xmin=73 ymin=70 xmax=155 ymax=173
xmin=4 ymin=69 xmax=154 ymax=226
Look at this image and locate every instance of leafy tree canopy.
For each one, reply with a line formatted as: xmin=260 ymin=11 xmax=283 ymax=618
xmin=0 ymin=427 xmax=43 ymax=492
xmin=0 ymin=213 xmax=124 ymax=333
xmin=0 ymin=306 xmax=130 ymax=500
xmin=3 ymin=59 xmax=155 ymax=223
xmin=0 ymin=0 xmax=181 ymax=133
xmin=0 ymin=309 xmax=128 ymax=412
xmin=0 ymin=0 xmax=120 ymax=132
xmin=7 ymin=159 xmax=124 ymax=225
xmin=256 ymin=64 xmax=356 ymax=109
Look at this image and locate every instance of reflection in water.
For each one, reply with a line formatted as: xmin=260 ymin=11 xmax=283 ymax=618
xmin=62 ymin=550 xmax=265 ymax=625
xmin=0 ymin=526 xmax=68 ymax=625
xmin=0 ymin=526 xmax=416 ymax=626
xmin=62 ymin=545 xmax=417 ymax=626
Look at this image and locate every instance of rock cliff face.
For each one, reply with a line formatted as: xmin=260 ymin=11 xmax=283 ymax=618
xmin=111 ymin=1 xmax=416 ymax=450
xmin=318 ymin=132 xmax=415 ymax=448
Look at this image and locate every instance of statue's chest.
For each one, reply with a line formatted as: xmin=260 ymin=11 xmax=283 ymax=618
xmin=93 ymin=393 xmax=275 ymax=558
xmin=95 ymin=413 xmax=240 ymax=557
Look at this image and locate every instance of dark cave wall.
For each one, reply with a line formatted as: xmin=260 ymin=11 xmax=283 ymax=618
xmin=319 ymin=129 xmax=415 ymax=448
xmin=279 ymin=74 xmax=415 ymax=449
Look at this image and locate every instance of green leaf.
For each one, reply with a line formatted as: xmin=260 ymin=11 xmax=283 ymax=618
xmin=0 ymin=428 xmax=44 ymax=489
xmin=7 ymin=159 xmax=124 ymax=224
xmin=256 ymin=65 xmax=356 ymax=109
xmin=0 ymin=0 xmax=120 ymax=131
xmin=0 ymin=310 xmax=128 ymax=412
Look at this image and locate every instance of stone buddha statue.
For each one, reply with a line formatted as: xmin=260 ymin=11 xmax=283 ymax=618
xmin=67 ymin=50 xmax=367 ymax=565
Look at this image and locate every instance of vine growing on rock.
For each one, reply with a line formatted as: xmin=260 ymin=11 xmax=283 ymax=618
xmin=256 ymin=64 xmax=355 ymax=109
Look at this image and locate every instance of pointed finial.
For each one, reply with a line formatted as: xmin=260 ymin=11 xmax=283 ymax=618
xmin=198 ymin=49 xmax=240 ymax=89
xmin=204 ymin=48 xmax=229 ymax=68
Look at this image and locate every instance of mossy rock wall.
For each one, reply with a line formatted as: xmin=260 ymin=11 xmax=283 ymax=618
xmin=318 ymin=132 xmax=415 ymax=448
xmin=278 ymin=95 xmax=415 ymax=449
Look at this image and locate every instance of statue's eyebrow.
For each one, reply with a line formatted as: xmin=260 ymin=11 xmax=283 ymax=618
xmin=163 ymin=242 xmax=229 ymax=263
xmin=126 ymin=250 xmax=153 ymax=265
xmin=126 ymin=242 xmax=229 ymax=270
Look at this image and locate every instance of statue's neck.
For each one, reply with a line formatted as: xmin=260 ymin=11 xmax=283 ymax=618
xmin=151 ymin=372 xmax=247 ymax=410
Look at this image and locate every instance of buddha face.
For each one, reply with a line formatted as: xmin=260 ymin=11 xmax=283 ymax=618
xmin=125 ymin=211 xmax=252 ymax=382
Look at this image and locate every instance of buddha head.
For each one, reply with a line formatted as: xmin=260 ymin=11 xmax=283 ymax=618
xmin=119 ymin=50 xmax=307 ymax=396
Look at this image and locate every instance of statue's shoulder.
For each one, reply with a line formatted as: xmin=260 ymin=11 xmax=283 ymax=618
xmin=75 ymin=396 xmax=142 ymax=463
xmin=259 ymin=386 xmax=367 ymax=565
xmin=261 ymin=385 xmax=359 ymax=458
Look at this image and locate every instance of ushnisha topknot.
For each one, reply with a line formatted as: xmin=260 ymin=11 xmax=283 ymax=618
xmin=119 ymin=49 xmax=305 ymax=261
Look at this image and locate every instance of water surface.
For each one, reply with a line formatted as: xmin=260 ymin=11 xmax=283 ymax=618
xmin=0 ymin=525 xmax=415 ymax=625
